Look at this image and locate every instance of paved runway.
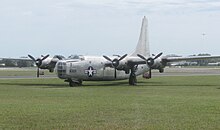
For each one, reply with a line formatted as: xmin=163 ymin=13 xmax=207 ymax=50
xmin=0 ymin=67 xmax=220 ymax=79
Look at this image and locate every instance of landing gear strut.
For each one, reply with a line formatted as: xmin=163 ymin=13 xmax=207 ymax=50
xmin=129 ymin=65 xmax=137 ymax=85
xmin=65 ymin=79 xmax=82 ymax=87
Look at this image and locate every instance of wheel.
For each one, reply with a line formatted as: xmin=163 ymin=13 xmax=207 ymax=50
xmin=129 ymin=73 xmax=137 ymax=85
xmin=69 ymin=81 xmax=76 ymax=87
xmin=159 ymin=68 xmax=164 ymax=73
xmin=69 ymin=80 xmax=83 ymax=87
xmin=49 ymin=69 xmax=54 ymax=73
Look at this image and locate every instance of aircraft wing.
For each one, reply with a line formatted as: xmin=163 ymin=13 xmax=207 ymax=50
xmin=49 ymin=58 xmax=61 ymax=68
xmin=103 ymin=56 xmax=147 ymax=70
xmin=162 ymin=56 xmax=220 ymax=63
xmin=0 ymin=57 xmax=32 ymax=61
xmin=127 ymin=57 xmax=146 ymax=66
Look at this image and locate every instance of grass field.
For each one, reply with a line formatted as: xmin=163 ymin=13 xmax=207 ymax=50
xmin=0 ymin=76 xmax=220 ymax=129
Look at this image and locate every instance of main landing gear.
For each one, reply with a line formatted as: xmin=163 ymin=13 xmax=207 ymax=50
xmin=129 ymin=65 xmax=137 ymax=85
xmin=65 ymin=78 xmax=82 ymax=87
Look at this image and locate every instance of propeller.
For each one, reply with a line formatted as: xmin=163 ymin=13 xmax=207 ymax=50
xmin=53 ymin=55 xmax=64 ymax=60
xmin=28 ymin=54 xmax=50 ymax=77
xmin=153 ymin=52 xmax=163 ymax=60
xmin=137 ymin=52 xmax=163 ymax=78
xmin=103 ymin=54 xmax=127 ymax=79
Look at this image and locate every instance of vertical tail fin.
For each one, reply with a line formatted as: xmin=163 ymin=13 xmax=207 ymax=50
xmin=131 ymin=16 xmax=150 ymax=57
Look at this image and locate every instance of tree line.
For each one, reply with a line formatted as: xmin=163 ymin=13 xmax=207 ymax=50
xmin=0 ymin=59 xmax=34 ymax=67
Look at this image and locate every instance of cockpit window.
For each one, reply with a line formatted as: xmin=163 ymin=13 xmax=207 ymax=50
xmin=56 ymin=61 xmax=67 ymax=78
xmin=68 ymin=55 xmax=85 ymax=60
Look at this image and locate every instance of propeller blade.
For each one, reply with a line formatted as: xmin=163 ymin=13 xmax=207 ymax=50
xmin=54 ymin=55 xmax=63 ymax=60
xmin=119 ymin=54 xmax=127 ymax=61
xmin=28 ymin=55 xmax=36 ymax=61
xmin=37 ymin=67 xmax=40 ymax=78
xmin=114 ymin=68 xmax=117 ymax=79
xmin=153 ymin=52 xmax=163 ymax=60
xmin=137 ymin=54 xmax=148 ymax=61
xmin=149 ymin=68 xmax=152 ymax=78
xmin=28 ymin=54 xmax=49 ymax=78
xmin=103 ymin=55 xmax=112 ymax=62
xmin=42 ymin=54 xmax=50 ymax=61
xmin=104 ymin=54 xmax=127 ymax=75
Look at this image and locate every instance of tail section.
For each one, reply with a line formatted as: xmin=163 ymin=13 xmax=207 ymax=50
xmin=131 ymin=16 xmax=150 ymax=57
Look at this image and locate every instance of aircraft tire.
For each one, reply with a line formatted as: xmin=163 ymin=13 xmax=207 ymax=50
xmin=69 ymin=80 xmax=82 ymax=87
xmin=129 ymin=74 xmax=137 ymax=85
xmin=159 ymin=68 xmax=164 ymax=73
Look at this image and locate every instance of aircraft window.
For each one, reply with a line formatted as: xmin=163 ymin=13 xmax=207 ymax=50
xmin=70 ymin=69 xmax=77 ymax=73
xmin=57 ymin=62 xmax=67 ymax=77
xmin=68 ymin=55 xmax=85 ymax=60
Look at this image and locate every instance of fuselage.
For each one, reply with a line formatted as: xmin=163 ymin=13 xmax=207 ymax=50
xmin=55 ymin=56 xmax=149 ymax=81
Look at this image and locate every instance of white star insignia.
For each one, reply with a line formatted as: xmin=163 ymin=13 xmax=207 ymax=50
xmin=85 ymin=66 xmax=97 ymax=77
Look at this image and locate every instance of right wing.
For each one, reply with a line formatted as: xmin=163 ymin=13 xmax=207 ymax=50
xmin=162 ymin=56 xmax=220 ymax=63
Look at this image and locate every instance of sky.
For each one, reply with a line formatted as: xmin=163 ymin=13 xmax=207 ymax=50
xmin=0 ymin=0 xmax=220 ymax=58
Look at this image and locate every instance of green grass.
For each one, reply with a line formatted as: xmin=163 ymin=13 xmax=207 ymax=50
xmin=0 ymin=76 xmax=220 ymax=130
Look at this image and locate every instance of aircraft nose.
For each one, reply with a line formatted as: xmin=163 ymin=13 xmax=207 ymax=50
xmin=55 ymin=61 xmax=67 ymax=79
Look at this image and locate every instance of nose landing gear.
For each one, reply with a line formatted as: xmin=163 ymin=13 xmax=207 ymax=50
xmin=65 ymin=79 xmax=82 ymax=87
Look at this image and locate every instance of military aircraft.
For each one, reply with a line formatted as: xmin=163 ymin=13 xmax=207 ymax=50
xmin=55 ymin=16 xmax=151 ymax=86
xmin=54 ymin=16 xmax=220 ymax=87
xmin=52 ymin=17 xmax=220 ymax=87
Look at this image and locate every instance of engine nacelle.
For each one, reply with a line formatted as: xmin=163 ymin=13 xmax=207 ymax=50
xmin=150 ymin=58 xmax=165 ymax=73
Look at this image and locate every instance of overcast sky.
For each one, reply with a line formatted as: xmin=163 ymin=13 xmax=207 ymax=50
xmin=0 ymin=0 xmax=220 ymax=58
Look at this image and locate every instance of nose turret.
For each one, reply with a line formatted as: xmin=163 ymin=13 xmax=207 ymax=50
xmin=55 ymin=61 xmax=67 ymax=79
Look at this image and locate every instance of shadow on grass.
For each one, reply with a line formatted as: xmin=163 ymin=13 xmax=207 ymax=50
xmin=0 ymin=82 xmax=66 ymax=88
xmin=0 ymin=80 xmax=160 ymax=88
xmin=0 ymin=80 xmax=219 ymax=88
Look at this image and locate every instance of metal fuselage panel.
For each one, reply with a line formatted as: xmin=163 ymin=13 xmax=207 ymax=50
xmin=40 ymin=58 xmax=53 ymax=69
xmin=56 ymin=56 xmax=149 ymax=81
